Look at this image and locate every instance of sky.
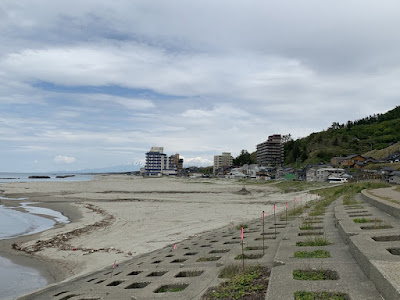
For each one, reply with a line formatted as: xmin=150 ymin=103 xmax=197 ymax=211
xmin=1 ymin=1 xmax=400 ymax=172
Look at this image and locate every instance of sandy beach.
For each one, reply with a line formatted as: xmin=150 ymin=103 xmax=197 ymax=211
xmin=0 ymin=175 xmax=310 ymax=294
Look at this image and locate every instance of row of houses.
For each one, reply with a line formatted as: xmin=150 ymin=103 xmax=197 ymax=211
xmin=331 ymin=153 xmax=400 ymax=168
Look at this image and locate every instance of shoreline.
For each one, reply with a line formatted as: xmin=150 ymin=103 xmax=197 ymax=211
xmin=0 ymin=175 xmax=312 ymax=298
xmin=0 ymin=201 xmax=84 ymax=285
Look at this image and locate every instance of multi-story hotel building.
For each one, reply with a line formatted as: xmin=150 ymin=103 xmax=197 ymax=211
xmin=144 ymin=147 xmax=183 ymax=176
xmin=256 ymin=134 xmax=284 ymax=167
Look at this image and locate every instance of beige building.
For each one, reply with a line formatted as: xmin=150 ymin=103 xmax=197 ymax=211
xmin=213 ymin=152 xmax=233 ymax=174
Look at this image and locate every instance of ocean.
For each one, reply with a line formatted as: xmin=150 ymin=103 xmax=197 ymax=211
xmin=0 ymin=172 xmax=93 ymax=183
xmin=0 ymin=173 xmax=93 ymax=300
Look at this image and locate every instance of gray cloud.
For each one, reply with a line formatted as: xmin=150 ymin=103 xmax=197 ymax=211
xmin=1 ymin=1 xmax=400 ymax=171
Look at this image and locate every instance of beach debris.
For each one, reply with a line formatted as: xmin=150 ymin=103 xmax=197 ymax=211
xmin=11 ymin=203 xmax=119 ymax=255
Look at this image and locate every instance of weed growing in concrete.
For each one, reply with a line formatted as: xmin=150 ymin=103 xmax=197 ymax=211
xmin=353 ymin=218 xmax=381 ymax=223
xmin=244 ymin=245 xmax=268 ymax=251
xmin=196 ymin=256 xmax=221 ymax=262
xmin=293 ymin=250 xmax=330 ymax=258
xmin=203 ymin=265 xmax=269 ymax=299
xmin=293 ymin=269 xmax=338 ymax=280
xmin=296 ymin=236 xmax=331 ymax=247
xmin=234 ymin=253 xmax=264 ymax=260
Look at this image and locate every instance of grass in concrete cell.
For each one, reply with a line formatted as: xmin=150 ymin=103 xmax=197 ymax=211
xmin=343 ymin=199 xmax=363 ymax=206
xmin=196 ymin=256 xmax=221 ymax=262
xmin=203 ymin=265 xmax=269 ymax=299
xmin=234 ymin=253 xmax=264 ymax=260
xmin=296 ymin=236 xmax=330 ymax=247
xmin=293 ymin=269 xmax=339 ymax=280
xmin=294 ymin=291 xmax=349 ymax=300
xmin=353 ymin=218 xmax=381 ymax=223
xmin=299 ymin=222 xmax=323 ymax=230
xmin=154 ymin=283 xmax=189 ymax=293
xmin=244 ymin=245 xmax=268 ymax=251
xmin=293 ymin=250 xmax=330 ymax=258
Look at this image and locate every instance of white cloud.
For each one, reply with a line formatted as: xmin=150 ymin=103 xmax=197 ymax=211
xmin=1 ymin=1 xmax=400 ymax=172
xmin=182 ymin=156 xmax=213 ymax=167
xmin=54 ymin=155 xmax=76 ymax=164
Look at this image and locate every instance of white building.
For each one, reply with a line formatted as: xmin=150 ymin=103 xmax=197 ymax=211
xmin=307 ymin=167 xmax=345 ymax=182
xmin=144 ymin=147 xmax=182 ymax=176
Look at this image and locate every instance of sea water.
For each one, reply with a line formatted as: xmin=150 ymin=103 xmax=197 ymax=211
xmin=0 ymin=173 xmax=92 ymax=299
xmin=0 ymin=172 xmax=93 ymax=183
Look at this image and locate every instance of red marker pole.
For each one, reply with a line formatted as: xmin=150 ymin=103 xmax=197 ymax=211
xmin=111 ymin=260 xmax=116 ymax=278
xmin=241 ymin=226 xmax=245 ymax=270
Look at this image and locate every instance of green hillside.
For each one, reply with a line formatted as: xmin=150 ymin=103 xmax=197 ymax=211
xmin=284 ymin=106 xmax=400 ymax=166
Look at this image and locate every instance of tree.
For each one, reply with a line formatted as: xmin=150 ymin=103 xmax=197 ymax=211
xmin=233 ymin=150 xmax=253 ymax=166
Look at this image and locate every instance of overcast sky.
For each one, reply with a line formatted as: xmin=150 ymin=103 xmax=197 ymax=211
xmin=1 ymin=1 xmax=400 ymax=172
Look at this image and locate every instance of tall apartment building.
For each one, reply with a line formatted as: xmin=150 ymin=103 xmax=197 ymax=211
xmin=169 ymin=154 xmax=184 ymax=172
xmin=213 ymin=152 xmax=233 ymax=174
xmin=256 ymin=134 xmax=284 ymax=167
xmin=144 ymin=147 xmax=183 ymax=176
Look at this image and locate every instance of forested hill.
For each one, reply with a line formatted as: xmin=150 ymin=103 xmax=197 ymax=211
xmin=284 ymin=106 xmax=400 ymax=166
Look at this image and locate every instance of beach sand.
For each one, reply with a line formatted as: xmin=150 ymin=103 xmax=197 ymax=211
xmin=0 ymin=175 xmax=308 ymax=293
